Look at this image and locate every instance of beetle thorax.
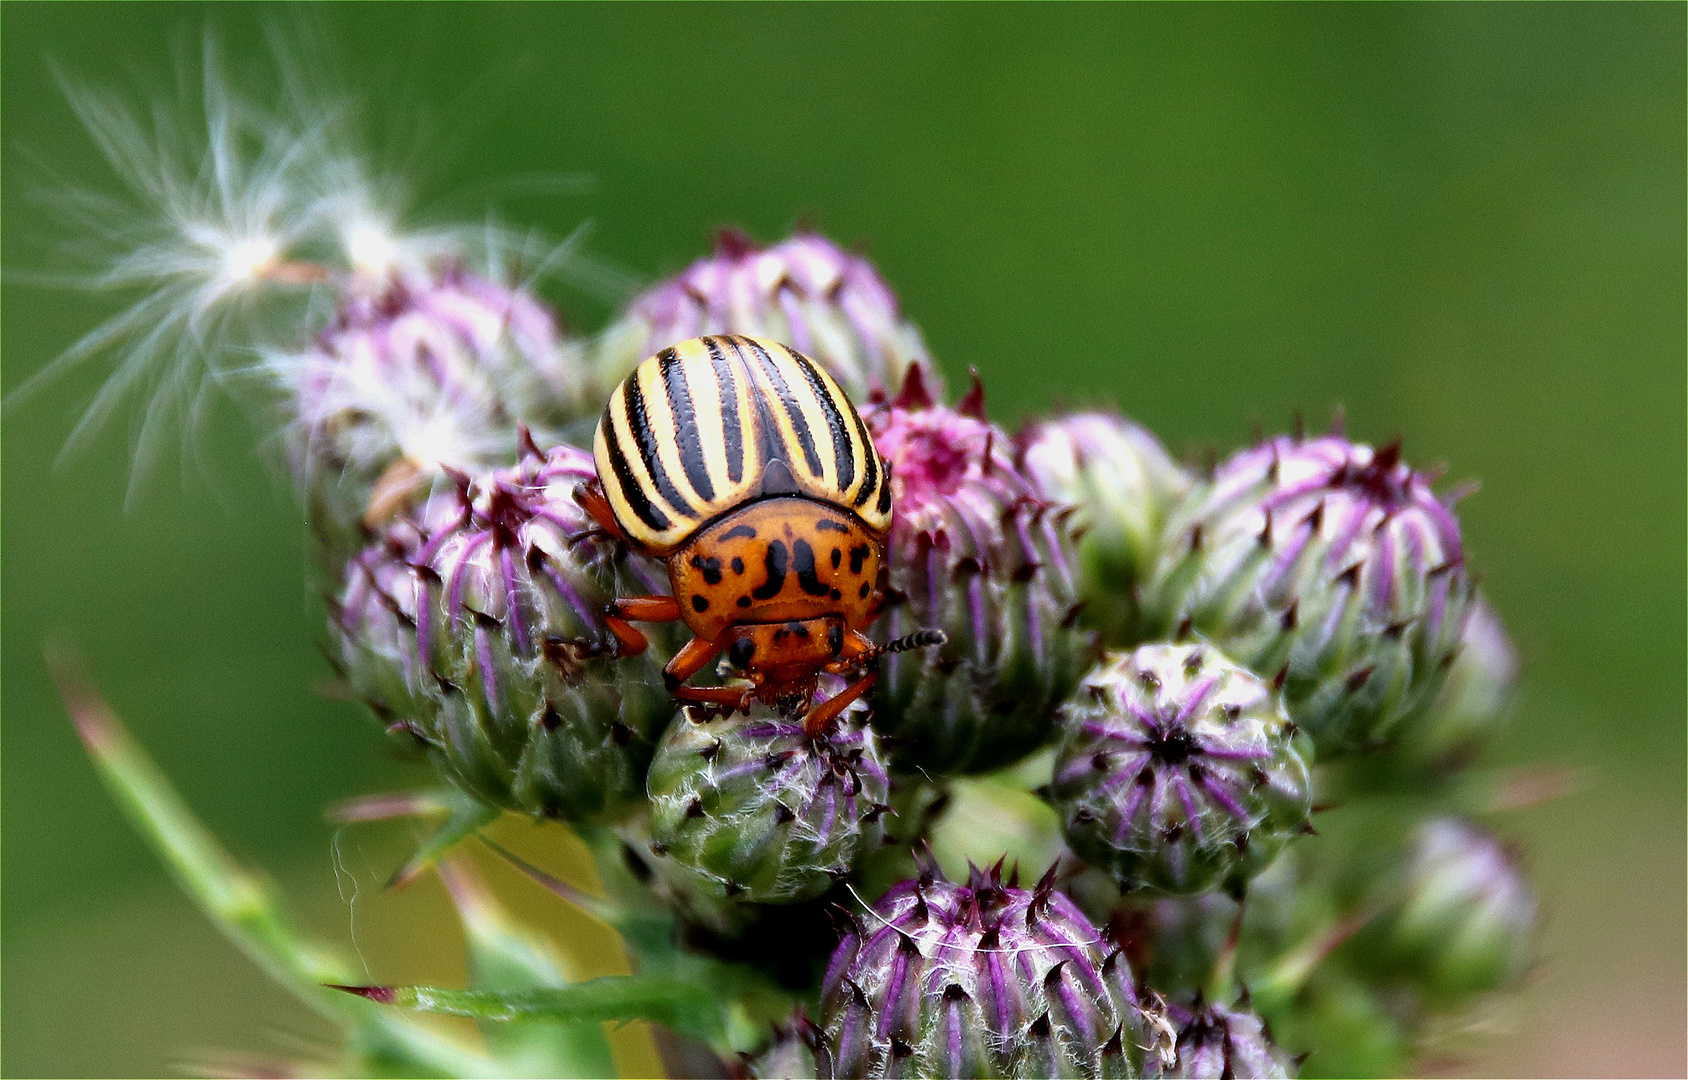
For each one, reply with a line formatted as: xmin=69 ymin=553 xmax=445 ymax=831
xmin=667 ymin=497 xmax=884 ymax=645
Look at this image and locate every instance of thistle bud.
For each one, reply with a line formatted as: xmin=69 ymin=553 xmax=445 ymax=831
xmin=821 ymin=860 xmax=1144 ymax=1079
xmin=867 ymin=372 xmax=1095 ymax=774
xmin=603 ymin=230 xmax=939 ymax=402
xmin=1144 ymin=994 xmax=1296 ymax=1079
xmin=333 ymin=444 xmax=676 ymax=821
xmin=1052 ymin=645 xmax=1313 ymax=896
xmin=1357 ymin=817 xmax=1536 ymax=1001
xmin=1018 ymin=412 xmax=1194 ymax=646
xmin=646 ymin=696 xmax=891 ymax=904
xmin=1141 ymin=435 xmax=1474 ymax=754
xmin=1394 ymin=596 xmax=1518 ymax=771
xmin=748 ymin=1009 xmax=832 ymax=1080
xmin=279 ymin=263 xmax=589 ymax=551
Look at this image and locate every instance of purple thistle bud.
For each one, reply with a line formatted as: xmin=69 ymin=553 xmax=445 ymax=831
xmin=1052 ymin=645 xmax=1313 ymax=896
xmin=333 ymin=443 xmax=676 ymax=821
xmin=278 ymin=262 xmax=593 ymax=551
xmin=1144 ymin=994 xmax=1296 ymax=1079
xmin=606 ymin=230 xmax=941 ymax=402
xmin=866 ymin=371 xmax=1095 ymax=774
xmin=821 ymin=859 xmax=1144 ymax=1079
xmin=1019 ymin=411 xmax=1194 ymax=646
xmin=647 ymin=696 xmax=891 ymax=904
xmin=1140 ymin=435 xmax=1474 ymax=755
xmin=1359 ymin=817 xmax=1536 ymax=1001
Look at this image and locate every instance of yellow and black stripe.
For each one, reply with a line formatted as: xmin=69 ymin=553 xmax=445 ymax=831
xmin=594 ymin=335 xmax=892 ymax=554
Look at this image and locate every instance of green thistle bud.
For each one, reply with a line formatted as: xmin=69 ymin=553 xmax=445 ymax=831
xmin=601 ymin=229 xmax=940 ymax=402
xmin=646 ymin=698 xmax=892 ymax=904
xmin=332 ymin=443 xmax=675 ymax=821
xmin=1356 ymin=817 xmax=1536 ymax=1001
xmin=1018 ymin=412 xmax=1194 ymax=646
xmin=822 ymin=859 xmax=1144 ymax=1079
xmin=1052 ymin=645 xmax=1313 ymax=896
xmin=1144 ymin=994 xmax=1297 ymax=1079
xmin=867 ymin=370 xmax=1095 ymax=774
xmin=1394 ymin=596 xmax=1518 ymax=771
xmin=748 ymin=1009 xmax=831 ymax=1080
xmin=1141 ymin=435 xmax=1474 ymax=754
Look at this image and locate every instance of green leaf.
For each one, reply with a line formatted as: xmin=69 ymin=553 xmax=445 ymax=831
xmin=338 ymin=976 xmax=728 ymax=1049
xmin=439 ymin=858 xmax=617 ymax=1078
xmin=386 ymin=793 xmax=500 ymax=889
xmin=52 ymin=656 xmax=496 ymax=1078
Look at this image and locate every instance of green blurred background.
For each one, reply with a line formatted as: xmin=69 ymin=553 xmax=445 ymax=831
xmin=4 ymin=4 xmax=1682 ymax=1076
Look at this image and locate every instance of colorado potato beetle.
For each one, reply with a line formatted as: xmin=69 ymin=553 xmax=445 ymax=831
xmin=574 ymin=334 xmax=942 ymax=735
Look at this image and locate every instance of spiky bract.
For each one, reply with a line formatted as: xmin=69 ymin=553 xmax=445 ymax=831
xmin=1141 ymin=435 xmax=1473 ymax=755
xmin=1145 ymin=995 xmax=1296 ymax=1080
xmin=333 ymin=444 xmax=675 ymax=821
xmin=866 ymin=371 xmax=1094 ymax=774
xmin=1052 ymin=645 xmax=1313 ymax=896
xmin=821 ymin=860 xmax=1144 ymax=1079
xmin=647 ymin=700 xmax=891 ymax=904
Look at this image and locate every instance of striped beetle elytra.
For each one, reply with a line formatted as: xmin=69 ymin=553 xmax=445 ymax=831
xmin=576 ymin=335 xmax=942 ymax=734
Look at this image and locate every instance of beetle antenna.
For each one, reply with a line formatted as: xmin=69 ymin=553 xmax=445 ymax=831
xmin=857 ymin=629 xmax=946 ymax=664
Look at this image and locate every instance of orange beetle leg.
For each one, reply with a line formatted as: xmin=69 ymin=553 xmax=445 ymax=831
xmin=662 ymin=635 xmax=726 ymax=691
xmin=804 ymin=670 xmax=878 ymax=738
xmin=605 ymin=595 xmax=682 ymax=657
xmin=572 ymin=479 xmax=627 ymax=541
xmin=672 ymin=683 xmax=759 ymax=714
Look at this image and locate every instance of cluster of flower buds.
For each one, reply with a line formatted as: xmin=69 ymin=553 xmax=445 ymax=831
xmin=54 ymin=144 xmax=1536 ymax=1074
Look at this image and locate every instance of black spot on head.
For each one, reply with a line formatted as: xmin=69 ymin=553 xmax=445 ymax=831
xmin=828 ymin=622 xmax=844 ymax=654
xmin=728 ymin=637 xmax=755 ymax=669
xmin=691 ymin=595 xmax=710 ymax=613
xmin=817 ymin=519 xmax=851 ymax=533
xmin=859 ymin=582 xmax=871 ymax=599
xmin=849 ymin=544 xmax=870 ymax=575
xmin=831 ymin=547 xmax=843 ymax=569
xmin=738 ymin=596 xmax=752 ymax=608
xmin=689 ymin=554 xmax=724 ymax=585
xmin=731 ymin=556 xmax=745 ymax=574
xmin=723 ymin=524 xmax=757 ymax=541
xmin=831 ymin=588 xmax=842 ymax=600
xmin=786 ymin=621 xmax=810 ymax=639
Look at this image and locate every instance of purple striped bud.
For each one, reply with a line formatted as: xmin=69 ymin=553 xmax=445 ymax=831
xmin=332 ymin=443 xmax=676 ymax=821
xmin=278 ymin=263 xmax=591 ymax=552
xmin=1053 ymin=645 xmax=1313 ymax=896
xmin=647 ymin=697 xmax=891 ymax=904
xmin=1141 ymin=435 xmax=1474 ymax=754
xmin=1143 ymin=994 xmax=1296 ymax=1079
xmin=866 ymin=371 xmax=1095 ymax=774
xmin=821 ymin=859 xmax=1144 ymax=1079
xmin=1019 ymin=412 xmax=1194 ymax=646
xmin=605 ymin=230 xmax=940 ymax=402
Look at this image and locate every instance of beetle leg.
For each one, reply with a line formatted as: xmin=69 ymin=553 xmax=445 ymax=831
xmin=803 ymin=671 xmax=877 ymax=738
xmin=672 ymin=684 xmax=758 ymax=714
xmin=662 ymin=635 xmax=726 ymax=691
xmin=572 ymin=479 xmax=627 ymax=541
xmin=605 ymin=595 xmax=682 ymax=657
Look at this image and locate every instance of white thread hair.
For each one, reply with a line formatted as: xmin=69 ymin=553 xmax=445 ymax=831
xmin=10 ymin=25 xmax=635 ymax=503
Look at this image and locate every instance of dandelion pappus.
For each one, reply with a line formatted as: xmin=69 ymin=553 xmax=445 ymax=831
xmin=574 ymin=334 xmax=944 ymax=735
